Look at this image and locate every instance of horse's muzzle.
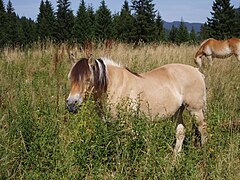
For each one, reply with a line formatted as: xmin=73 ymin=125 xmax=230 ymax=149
xmin=66 ymin=103 xmax=78 ymax=113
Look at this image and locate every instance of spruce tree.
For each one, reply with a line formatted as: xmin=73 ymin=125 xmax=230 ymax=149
xmin=176 ymin=19 xmax=189 ymax=44
xmin=112 ymin=0 xmax=134 ymax=42
xmin=37 ymin=0 xmax=47 ymax=40
xmin=199 ymin=23 xmax=209 ymax=41
xmin=19 ymin=17 xmax=37 ymax=45
xmin=73 ymin=0 xmax=92 ymax=44
xmin=189 ymin=27 xmax=197 ymax=43
xmin=86 ymin=5 xmax=95 ymax=40
xmin=154 ymin=12 xmax=165 ymax=42
xmin=55 ymin=0 xmax=74 ymax=42
xmin=0 ymin=0 xmax=5 ymax=20
xmin=205 ymin=0 xmax=239 ymax=39
xmin=168 ymin=25 xmax=177 ymax=43
xmin=131 ymin=0 xmax=157 ymax=43
xmin=5 ymin=0 xmax=19 ymax=46
xmin=37 ymin=0 xmax=56 ymax=41
xmin=0 ymin=0 xmax=6 ymax=47
xmin=6 ymin=0 xmax=13 ymax=14
xmin=235 ymin=7 xmax=240 ymax=37
xmin=45 ymin=0 xmax=55 ymax=41
xmin=95 ymin=0 xmax=112 ymax=41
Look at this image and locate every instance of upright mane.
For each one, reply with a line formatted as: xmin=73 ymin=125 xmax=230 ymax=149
xmin=68 ymin=58 xmax=91 ymax=83
xmin=93 ymin=58 xmax=108 ymax=93
xmin=99 ymin=57 xmax=121 ymax=67
xmin=99 ymin=57 xmax=141 ymax=77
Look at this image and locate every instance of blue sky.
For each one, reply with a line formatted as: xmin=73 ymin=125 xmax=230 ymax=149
xmin=6 ymin=0 xmax=240 ymax=23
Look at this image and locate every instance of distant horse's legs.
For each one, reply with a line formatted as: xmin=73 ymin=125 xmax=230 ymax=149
xmin=192 ymin=109 xmax=208 ymax=145
xmin=235 ymin=54 xmax=240 ymax=61
xmin=206 ymin=55 xmax=213 ymax=66
xmin=174 ymin=105 xmax=185 ymax=156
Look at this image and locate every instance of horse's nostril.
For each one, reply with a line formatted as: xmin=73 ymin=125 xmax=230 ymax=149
xmin=75 ymin=100 xmax=78 ymax=104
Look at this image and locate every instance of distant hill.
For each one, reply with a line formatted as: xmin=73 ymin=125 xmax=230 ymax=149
xmin=163 ymin=7 xmax=240 ymax=33
xmin=163 ymin=21 xmax=203 ymax=33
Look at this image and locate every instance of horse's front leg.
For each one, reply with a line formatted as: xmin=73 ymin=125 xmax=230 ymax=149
xmin=235 ymin=54 xmax=240 ymax=62
xmin=206 ymin=55 xmax=213 ymax=66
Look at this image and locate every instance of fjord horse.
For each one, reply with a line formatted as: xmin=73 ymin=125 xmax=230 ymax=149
xmin=194 ymin=38 xmax=240 ymax=68
xmin=66 ymin=57 xmax=208 ymax=156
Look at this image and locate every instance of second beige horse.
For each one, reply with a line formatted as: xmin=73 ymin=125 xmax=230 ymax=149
xmin=194 ymin=38 xmax=240 ymax=68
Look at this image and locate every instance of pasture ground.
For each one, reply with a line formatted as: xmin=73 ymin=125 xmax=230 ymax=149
xmin=0 ymin=43 xmax=239 ymax=179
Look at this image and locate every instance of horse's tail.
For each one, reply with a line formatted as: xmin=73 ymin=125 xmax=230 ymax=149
xmin=195 ymin=68 xmax=207 ymax=113
xmin=200 ymin=72 xmax=206 ymax=113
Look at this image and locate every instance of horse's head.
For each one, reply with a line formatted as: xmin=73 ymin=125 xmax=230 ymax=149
xmin=194 ymin=56 xmax=202 ymax=68
xmin=66 ymin=58 xmax=108 ymax=113
xmin=66 ymin=58 xmax=93 ymax=113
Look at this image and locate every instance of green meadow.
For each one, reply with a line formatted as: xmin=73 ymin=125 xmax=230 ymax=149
xmin=0 ymin=43 xmax=239 ymax=179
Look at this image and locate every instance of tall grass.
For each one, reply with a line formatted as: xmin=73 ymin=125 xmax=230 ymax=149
xmin=0 ymin=43 xmax=239 ymax=179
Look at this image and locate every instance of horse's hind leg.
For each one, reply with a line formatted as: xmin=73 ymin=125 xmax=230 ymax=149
xmin=191 ymin=109 xmax=208 ymax=145
xmin=173 ymin=105 xmax=186 ymax=156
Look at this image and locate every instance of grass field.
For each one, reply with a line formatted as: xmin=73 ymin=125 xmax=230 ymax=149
xmin=0 ymin=43 xmax=239 ymax=179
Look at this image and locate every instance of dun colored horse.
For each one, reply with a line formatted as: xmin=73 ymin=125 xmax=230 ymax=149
xmin=194 ymin=38 xmax=240 ymax=68
xmin=66 ymin=57 xmax=208 ymax=156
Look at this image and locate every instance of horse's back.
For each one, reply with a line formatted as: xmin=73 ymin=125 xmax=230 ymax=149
xmin=227 ymin=38 xmax=240 ymax=50
xmin=144 ymin=64 xmax=204 ymax=87
xmin=151 ymin=63 xmax=204 ymax=81
xmin=142 ymin=64 xmax=206 ymax=113
xmin=227 ymin=38 xmax=240 ymax=43
xmin=204 ymin=38 xmax=240 ymax=48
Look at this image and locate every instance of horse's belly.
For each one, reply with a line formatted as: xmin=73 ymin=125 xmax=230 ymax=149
xmin=211 ymin=47 xmax=232 ymax=58
xmin=140 ymin=90 xmax=182 ymax=117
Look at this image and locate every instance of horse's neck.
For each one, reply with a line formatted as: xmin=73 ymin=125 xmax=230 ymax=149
xmin=195 ymin=47 xmax=204 ymax=58
xmin=108 ymin=65 xmax=133 ymax=80
xmin=107 ymin=65 xmax=138 ymax=92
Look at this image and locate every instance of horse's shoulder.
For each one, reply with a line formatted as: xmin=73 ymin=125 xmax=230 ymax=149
xmin=207 ymin=38 xmax=219 ymax=44
xmin=200 ymin=38 xmax=214 ymax=47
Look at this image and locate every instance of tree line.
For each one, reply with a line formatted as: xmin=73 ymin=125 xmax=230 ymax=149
xmin=0 ymin=0 xmax=239 ymax=48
